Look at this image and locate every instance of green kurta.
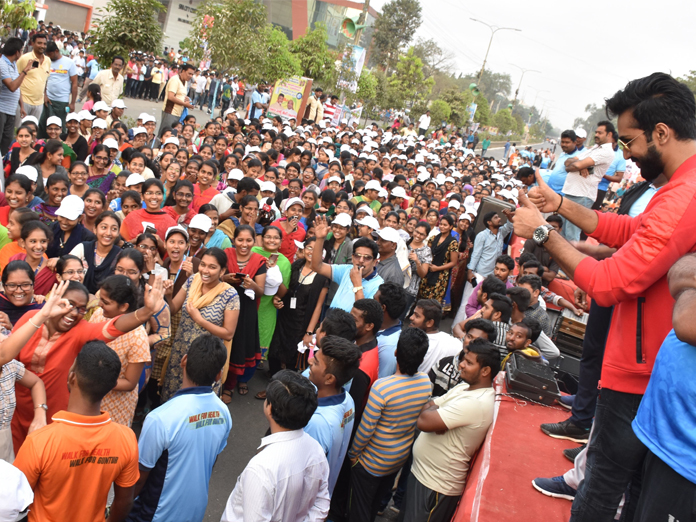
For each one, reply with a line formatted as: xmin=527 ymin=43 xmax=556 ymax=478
xmin=251 ymin=246 xmax=291 ymax=357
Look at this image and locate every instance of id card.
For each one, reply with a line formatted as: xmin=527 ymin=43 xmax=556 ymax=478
xmin=290 ymin=297 xmax=297 ymax=309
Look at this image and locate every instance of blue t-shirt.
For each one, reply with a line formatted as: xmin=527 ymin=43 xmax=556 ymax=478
xmin=544 ymin=149 xmax=580 ymax=194
xmin=304 ymin=390 xmax=355 ymax=494
xmin=330 ymin=264 xmax=384 ymax=313
xmin=0 ymin=55 xmax=20 ymax=116
xmin=249 ymin=89 xmax=264 ymax=120
xmin=376 ymin=323 xmax=402 ymax=378
xmin=87 ymin=59 xmax=100 ymax=80
xmin=46 ymin=56 xmax=77 ymax=101
xmin=598 ymin=148 xmax=627 ymax=191
xmin=129 ymin=386 xmax=232 ymax=522
xmin=540 ymin=157 xmax=550 ymax=169
xmin=633 ymin=330 xmax=696 ymax=483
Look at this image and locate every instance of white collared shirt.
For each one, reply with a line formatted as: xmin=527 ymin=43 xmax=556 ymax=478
xmin=562 ymin=142 xmax=616 ymax=200
xmin=221 ymin=429 xmax=330 ymax=522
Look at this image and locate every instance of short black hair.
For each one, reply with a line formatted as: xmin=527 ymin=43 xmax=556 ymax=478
xmin=185 ymin=334 xmax=228 ymax=386
xmin=521 ymin=316 xmax=542 ymax=343
xmin=319 ymin=335 xmax=362 ymax=387
xmin=396 ymin=327 xmax=429 ymax=375
xmin=265 ymin=370 xmax=318 ymax=430
xmin=237 ymin=176 xmax=260 ymax=194
xmin=547 ymin=214 xmax=563 ymax=226
xmin=353 ymin=298 xmax=384 ymax=333
xmin=465 ymin=338 xmax=501 ymax=381
xmin=522 ymin=259 xmax=545 ymax=278
xmin=560 ymin=129 xmax=577 ymax=141
xmin=180 ymin=63 xmax=196 ymax=72
xmin=495 ymin=254 xmax=515 ymax=271
xmin=605 ymin=72 xmax=696 ymax=141
xmin=487 ymin=293 xmax=512 ymax=323
xmin=596 ymin=120 xmax=616 ymax=136
xmin=319 ymin=308 xmax=357 ymax=341
xmin=465 ymin=318 xmax=496 ymax=341
xmin=507 ymin=286 xmax=531 ymax=312
xmin=2 ymin=260 xmax=35 ymax=285
xmin=353 ymin=237 xmax=378 ymax=259
xmin=415 ymin=298 xmax=442 ymax=329
xmin=46 ymin=41 xmax=58 ymax=54
xmin=481 ymin=274 xmax=506 ymax=300
xmin=518 ymin=274 xmax=543 ymax=293
xmin=516 ymin=166 xmax=535 ymax=179
xmin=483 ymin=210 xmax=497 ymax=227
xmin=74 ymin=341 xmax=121 ymax=403
xmin=376 ymin=282 xmax=407 ymax=320
xmin=2 ymin=37 xmax=23 ymax=57
xmin=511 ymin=321 xmax=533 ymax=340
xmin=20 ymin=220 xmax=52 ymax=242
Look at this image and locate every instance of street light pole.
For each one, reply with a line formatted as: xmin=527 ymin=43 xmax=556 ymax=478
xmin=471 ymin=19 xmax=521 ymax=85
xmin=511 ymin=64 xmax=541 ymax=109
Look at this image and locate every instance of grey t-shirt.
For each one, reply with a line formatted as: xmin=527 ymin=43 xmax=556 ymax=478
xmin=377 ymin=254 xmax=404 ymax=287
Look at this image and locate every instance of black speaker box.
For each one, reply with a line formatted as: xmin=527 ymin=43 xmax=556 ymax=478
xmin=505 ymin=352 xmax=561 ymax=405
xmin=549 ymin=353 xmax=580 ymax=395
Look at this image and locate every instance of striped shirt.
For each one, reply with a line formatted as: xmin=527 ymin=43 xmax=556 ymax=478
xmin=349 ymin=373 xmax=432 ymax=477
xmin=0 ymin=55 xmax=19 ymax=116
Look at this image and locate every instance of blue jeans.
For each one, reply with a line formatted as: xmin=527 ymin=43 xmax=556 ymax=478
xmin=570 ymin=388 xmax=646 ymax=522
xmin=562 ymin=195 xmax=594 ymax=242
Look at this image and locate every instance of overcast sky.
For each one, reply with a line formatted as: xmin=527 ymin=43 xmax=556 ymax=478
xmin=370 ymin=0 xmax=695 ymax=130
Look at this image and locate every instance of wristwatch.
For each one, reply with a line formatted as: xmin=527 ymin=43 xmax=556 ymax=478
xmin=533 ymin=224 xmax=555 ymax=246
xmin=35 ymin=403 xmax=48 ymax=411
xmin=353 ymin=286 xmax=363 ymax=293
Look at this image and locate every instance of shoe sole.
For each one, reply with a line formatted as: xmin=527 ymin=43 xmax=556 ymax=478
xmin=531 ymin=480 xmax=575 ymax=501
xmin=556 ymin=399 xmax=573 ymax=410
xmin=541 ymin=427 xmax=589 ymax=444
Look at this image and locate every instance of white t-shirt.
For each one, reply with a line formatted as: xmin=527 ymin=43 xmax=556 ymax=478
xmin=411 ymin=384 xmax=495 ymax=496
xmin=420 ymin=331 xmax=462 ymax=374
xmin=418 ymin=114 xmax=431 ymax=129
xmin=562 ymin=142 xmax=616 ymax=200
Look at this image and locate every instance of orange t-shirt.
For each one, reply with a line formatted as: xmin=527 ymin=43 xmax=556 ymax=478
xmin=0 ymin=241 xmax=24 ymax=276
xmin=13 ymin=410 xmax=139 ymax=522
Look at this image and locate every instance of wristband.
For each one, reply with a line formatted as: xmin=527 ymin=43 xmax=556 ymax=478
xmin=554 ymin=194 xmax=564 ymax=215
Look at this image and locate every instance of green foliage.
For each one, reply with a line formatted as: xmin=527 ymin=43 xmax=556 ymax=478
xmin=459 ymin=69 xmax=512 ymax=103
xmin=90 ymin=0 xmax=164 ymax=68
xmin=353 ymin=69 xmax=377 ymax=103
xmin=257 ymin=25 xmax=301 ymax=83
xmin=371 ymin=0 xmax=422 ymax=70
xmin=388 ymin=47 xmax=433 ymax=107
xmin=289 ymin=22 xmax=337 ymax=87
xmin=439 ymin=87 xmax=474 ymax=127
xmin=572 ymin=103 xmax=612 ymax=137
xmin=493 ymin=108 xmax=516 ymax=134
xmin=513 ymin=113 xmax=525 ymax=134
xmin=473 ymin=93 xmax=491 ymax=126
xmin=0 ymin=0 xmax=37 ymax=34
xmin=412 ymin=37 xmax=453 ymax=77
xmin=428 ymin=99 xmax=451 ymax=128
xmin=678 ymin=71 xmax=696 ymax=96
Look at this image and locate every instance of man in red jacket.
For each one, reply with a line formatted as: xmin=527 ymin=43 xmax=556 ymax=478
xmin=510 ymin=72 xmax=696 ymax=522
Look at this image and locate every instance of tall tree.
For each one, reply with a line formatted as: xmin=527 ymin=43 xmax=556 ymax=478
xmin=0 ymin=0 xmax=37 ymax=35
xmin=572 ymin=103 xmax=612 ymax=136
xmin=678 ymin=70 xmax=696 ymax=96
xmin=90 ymin=0 xmax=164 ymax=67
xmin=371 ymin=0 xmax=422 ymax=71
xmin=388 ymin=46 xmax=433 ymax=107
xmin=473 ymin=93 xmax=491 ymax=126
xmin=289 ymin=22 xmax=338 ymax=87
xmin=439 ymin=87 xmax=474 ymax=127
xmin=493 ymin=108 xmax=516 ymax=134
xmin=257 ymin=26 xmax=301 ymax=83
xmin=412 ymin=37 xmax=454 ymax=77
xmin=428 ymin=99 xmax=451 ymax=128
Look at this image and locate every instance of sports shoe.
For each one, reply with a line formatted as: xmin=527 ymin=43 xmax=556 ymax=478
xmin=563 ymin=444 xmax=586 ymax=463
xmin=532 ymin=476 xmax=576 ymax=501
xmin=557 ymin=395 xmax=575 ymax=410
xmin=540 ymin=418 xmax=590 ymax=443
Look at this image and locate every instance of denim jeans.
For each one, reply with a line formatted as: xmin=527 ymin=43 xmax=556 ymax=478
xmin=562 ymin=195 xmax=595 ymax=242
xmin=570 ymin=388 xmax=647 ymax=522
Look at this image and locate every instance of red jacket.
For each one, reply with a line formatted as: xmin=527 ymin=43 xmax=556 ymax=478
xmin=574 ymin=154 xmax=696 ymax=394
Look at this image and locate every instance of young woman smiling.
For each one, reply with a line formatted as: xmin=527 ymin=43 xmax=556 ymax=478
xmin=162 ymin=180 xmax=196 ymax=227
xmin=35 ymin=173 xmax=69 ymax=224
xmin=199 ymin=204 xmax=232 ymax=250
xmin=8 ymin=125 xmax=38 ymax=176
xmin=121 ymin=179 xmax=176 ymax=242
xmin=86 ymin=144 xmax=116 ymax=194
xmin=0 ymin=174 xmax=33 ymax=226
xmin=81 ymin=188 xmax=106 ymax=234
xmin=67 ymin=161 xmax=90 ymax=199
xmin=192 ymin=159 xmax=220 ymax=212
xmin=9 ymin=220 xmax=57 ymax=295
xmin=30 ymin=139 xmax=66 ymax=200
xmin=418 ymin=215 xmax=459 ymax=309
xmin=70 ymin=210 xmax=122 ymax=294
xmin=161 ymin=161 xmax=182 ymax=205
xmin=0 ymin=260 xmax=43 ymax=326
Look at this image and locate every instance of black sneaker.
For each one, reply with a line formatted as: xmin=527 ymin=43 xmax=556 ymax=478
xmin=532 ymin=476 xmax=576 ymax=501
xmin=540 ymin=419 xmax=590 ymax=443
xmin=563 ymin=444 xmax=586 ymax=463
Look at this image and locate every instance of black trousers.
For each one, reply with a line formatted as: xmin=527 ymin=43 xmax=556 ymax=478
xmin=592 ymin=189 xmax=608 ymax=210
xmin=634 ymin=450 xmax=696 ymax=522
xmin=348 ymin=462 xmax=398 ymax=522
xmin=569 ymin=300 xmax=613 ymax=429
xmin=399 ymin=475 xmax=460 ymax=522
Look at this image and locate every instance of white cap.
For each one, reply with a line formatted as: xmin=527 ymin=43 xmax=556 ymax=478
xmin=377 ymin=226 xmax=400 ymax=243
xmin=378 ymin=188 xmax=388 ymax=198
xmin=417 ymin=172 xmax=430 ymax=182
xmin=111 ymin=99 xmax=127 ymax=109
xmin=260 ymin=181 xmax=276 ymax=193
xmin=165 ymin=224 xmax=189 ymax=241
xmin=448 ymin=200 xmax=461 ymax=209
xmin=163 ymin=136 xmax=180 ymax=146
xmin=327 ymin=175 xmax=342 ymax=185
xmin=46 ymin=116 xmax=62 ymax=128
xmin=55 ymin=194 xmax=84 ymax=220
xmin=66 ymin=112 xmax=80 ymax=122
xmin=92 ymin=118 xmax=107 ymax=129
xmin=78 ymin=110 xmax=95 ymax=121
xmin=21 ymin=115 xmax=39 ymax=125
xmin=459 ymin=213 xmax=473 ymax=222
xmin=294 ymin=239 xmax=305 ymax=250
xmin=364 ymin=180 xmax=381 ymax=191
xmin=15 ymin=165 xmax=38 ymax=182
xmin=355 ymin=205 xmax=374 ymax=216
xmin=189 ymin=213 xmax=212 ymax=232
xmin=0 ymin=459 xmax=33 ymax=522
xmin=574 ymin=128 xmax=587 ymax=139
xmin=93 ymin=101 xmax=110 ymax=113
xmin=132 ymin=127 xmax=147 ymax=136
xmin=138 ymin=112 xmax=149 ymax=121
xmin=391 ymin=186 xmax=407 ymax=198
xmin=227 ymin=168 xmax=244 ymax=180
xmin=283 ymin=197 xmax=305 ymax=211
xmin=332 ymin=213 xmax=353 ymax=228
xmin=125 ymin=173 xmax=145 ymax=187
xmin=142 ymin=114 xmax=156 ymax=124
xmin=102 ymin=138 xmax=119 ymax=150
xmin=355 ymin=216 xmax=380 ymax=230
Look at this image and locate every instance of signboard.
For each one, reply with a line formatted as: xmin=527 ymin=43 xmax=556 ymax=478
xmin=336 ymin=45 xmax=366 ymax=93
xmin=332 ymin=104 xmax=363 ymax=127
xmin=267 ymin=76 xmax=313 ymax=122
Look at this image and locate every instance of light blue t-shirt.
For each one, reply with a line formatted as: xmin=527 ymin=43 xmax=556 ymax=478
xmin=304 ymin=390 xmax=355 ymax=494
xmin=628 ymin=184 xmax=660 ymax=218
xmin=249 ymin=89 xmax=264 ymax=120
xmin=633 ymin=330 xmax=696 ymax=483
xmin=376 ymin=323 xmax=402 ymax=378
xmin=598 ymin=148 xmax=627 ymax=191
xmin=544 ymin=149 xmax=580 ymax=194
xmin=86 ymin=59 xmax=100 ymax=80
xmin=330 ymin=264 xmax=384 ymax=313
xmin=0 ymin=55 xmax=20 ymax=116
xmin=46 ymin=56 xmax=77 ymax=101
xmin=131 ymin=386 xmax=231 ymax=522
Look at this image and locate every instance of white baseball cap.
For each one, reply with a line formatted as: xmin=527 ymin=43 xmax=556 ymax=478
xmin=391 ymin=186 xmax=407 ymax=198
xmin=417 ymin=172 xmax=430 ymax=182
xmin=92 ymin=118 xmax=107 ymax=129
xmin=260 ymin=181 xmax=276 ymax=193
xmin=111 ymin=99 xmax=127 ymax=109
xmin=138 ymin=112 xmax=150 ymax=121
xmin=55 ymin=194 xmax=84 ymax=221
xmin=93 ymin=101 xmax=110 ymax=113
xmin=327 ymin=176 xmax=342 ymax=185
xmin=355 ymin=216 xmax=380 ymax=230
xmin=102 ymin=138 xmax=119 ymax=150
xmin=283 ymin=197 xmax=305 ymax=211
xmin=21 ymin=115 xmax=39 ymax=125
xmin=125 ymin=173 xmax=145 ymax=187
xmin=332 ymin=213 xmax=352 ymax=228
xmin=189 ymin=213 xmax=212 ymax=232
xmin=377 ymin=227 xmax=400 ymax=243
xmin=15 ymin=165 xmax=38 ymax=182
xmin=355 ymin=205 xmax=374 ymax=217
xmin=378 ymin=188 xmax=388 ymax=199
xmin=132 ymin=127 xmax=147 ymax=136
xmin=142 ymin=114 xmax=156 ymax=124
xmin=574 ymin=128 xmax=587 ymax=139
xmin=364 ymin=180 xmax=381 ymax=191
xmin=448 ymin=200 xmax=461 ymax=209
xmin=227 ymin=168 xmax=244 ymax=180
xmin=163 ymin=136 xmax=180 ymax=146
xmin=78 ymin=110 xmax=95 ymax=121
xmin=66 ymin=112 xmax=80 ymax=122
xmin=459 ymin=213 xmax=473 ymax=222
xmin=46 ymin=116 xmax=62 ymax=128
xmin=165 ymin=225 xmax=189 ymax=241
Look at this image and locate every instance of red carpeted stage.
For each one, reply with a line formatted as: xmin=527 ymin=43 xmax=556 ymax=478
xmin=453 ymin=375 xmax=578 ymax=522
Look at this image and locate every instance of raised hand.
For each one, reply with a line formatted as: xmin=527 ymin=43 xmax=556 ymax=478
xmin=510 ymin=190 xmax=549 ymax=240
xmin=527 ymin=168 xmax=563 ymax=213
xmin=143 ymin=274 xmax=165 ymax=313
xmin=314 ymin=215 xmax=330 ymax=239
xmin=40 ymin=281 xmax=73 ymax=320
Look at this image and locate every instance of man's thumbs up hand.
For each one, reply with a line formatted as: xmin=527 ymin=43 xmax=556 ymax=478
xmin=527 ymin=167 xmax=563 ymax=213
xmin=510 ymin=185 xmax=551 ymax=240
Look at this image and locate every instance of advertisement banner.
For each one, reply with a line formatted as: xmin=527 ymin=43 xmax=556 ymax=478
xmin=267 ymin=76 xmax=313 ymax=122
xmin=333 ymin=105 xmax=363 ymax=127
xmin=336 ymin=45 xmax=367 ymax=93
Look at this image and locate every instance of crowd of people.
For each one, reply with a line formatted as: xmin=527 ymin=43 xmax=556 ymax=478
xmin=0 ymin=21 xmax=693 ymax=522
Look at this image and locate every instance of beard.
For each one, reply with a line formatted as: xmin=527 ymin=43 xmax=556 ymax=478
xmin=633 ymin=143 xmax=664 ymax=182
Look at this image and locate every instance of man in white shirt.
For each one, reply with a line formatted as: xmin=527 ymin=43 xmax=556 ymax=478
xmin=561 ymin=121 xmax=616 ymax=241
xmin=418 ymin=110 xmax=431 ymax=137
xmin=409 ymin=299 xmax=462 ymax=373
xmin=221 ymin=370 xmax=330 ymax=522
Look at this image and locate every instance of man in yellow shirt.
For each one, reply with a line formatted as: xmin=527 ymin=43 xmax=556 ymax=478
xmin=16 ymin=32 xmax=50 ymax=122
xmin=161 ymin=63 xmax=195 ymax=131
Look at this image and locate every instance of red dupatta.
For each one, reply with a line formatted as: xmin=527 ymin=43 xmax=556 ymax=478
xmin=224 ymin=247 xmax=266 ymax=278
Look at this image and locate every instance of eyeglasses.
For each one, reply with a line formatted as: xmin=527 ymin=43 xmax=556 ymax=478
xmin=5 ymin=282 xmax=33 ymax=291
xmin=175 ymin=192 xmax=193 ymax=199
xmin=618 ymin=134 xmax=642 ymax=151
xmin=137 ymin=244 xmax=158 ymax=253
xmin=94 ymin=156 xmax=109 ymax=162
xmin=115 ymin=266 xmax=141 ymax=277
xmin=62 ymin=269 xmax=86 ymax=276
xmin=352 ymin=253 xmax=374 ymax=262
xmin=67 ymin=300 xmax=88 ymax=315
xmin=70 ymin=171 xmax=88 ymax=177
xmin=144 ymin=191 xmax=163 ymax=197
